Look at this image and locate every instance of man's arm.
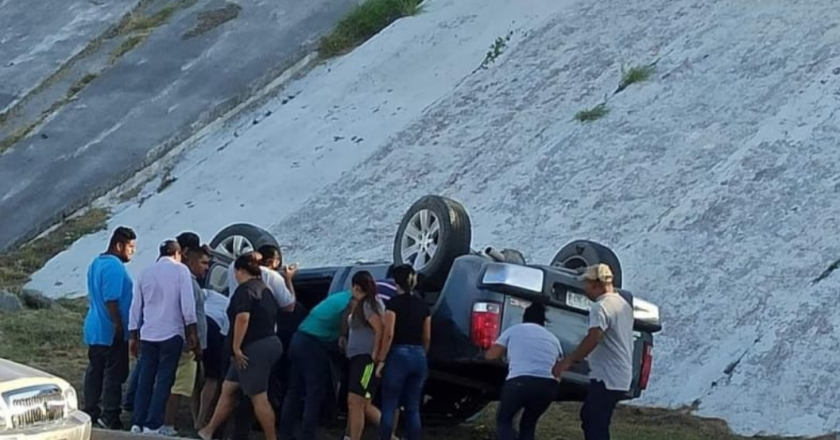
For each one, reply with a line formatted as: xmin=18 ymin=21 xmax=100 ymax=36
xmin=266 ymin=270 xmax=295 ymax=312
xmin=128 ymin=280 xmax=143 ymax=357
xmin=101 ymin=263 xmax=126 ymax=341
xmin=554 ymin=303 xmax=608 ymax=376
xmin=179 ymin=267 xmax=199 ymax=350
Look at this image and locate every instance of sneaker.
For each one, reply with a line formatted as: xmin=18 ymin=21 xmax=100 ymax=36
xmin=100 ymin=418 xmax=124 ymax=430
xmin=158 ymin=425 xmax=178 ymax=437
xmin=143 ymin=427 xmax=163 ymax=436
xmin=130 ymin=425 xmax=143 ymax=434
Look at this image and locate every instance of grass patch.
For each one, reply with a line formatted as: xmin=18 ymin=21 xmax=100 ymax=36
xmin=319 ymin=0 xmax=423 ymax=58
xmin=0 ymin=208 xmax=110 ymax=289
xmin=67 ymin=73 xmax=99 ymax=98
xmin=616 ymin=64 xmax=655 ymax=94
xmin=182 ymin=3 xmax=242 ymax=40
xmin=0 ymin=123 xmax=38 ymax=154
xmin=110 ymin=35 xmax=145 ymax=63
xmin=574 ymin=103 xmax=609 ymax=123
xmin=123 ymin=3 xmax=181 ymax=34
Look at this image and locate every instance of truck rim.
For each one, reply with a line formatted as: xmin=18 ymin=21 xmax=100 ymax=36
xmin=400 ymin=208 xmax=441 ymax=271
xmin=215 ymin=234 xmax=254 ymax=259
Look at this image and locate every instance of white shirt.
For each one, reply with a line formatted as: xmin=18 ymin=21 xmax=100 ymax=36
xmin=129 ymin=257 xmax=197 ymax=342
xmin=203 ymin=289 xmax=230 ymax=336
xmin=587 ymin=292 xmax=634 ymax=391
xmin=494 ymin=323 xmax=563 ymax=380
xmin=226 ymin=261 xmax=294 ymax=308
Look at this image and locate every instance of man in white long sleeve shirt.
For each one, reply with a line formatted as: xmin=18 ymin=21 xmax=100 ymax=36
xmin=128 ymin=240 xmax=199 ymax=434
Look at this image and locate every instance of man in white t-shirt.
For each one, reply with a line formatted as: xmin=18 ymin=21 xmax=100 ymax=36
xmin=486 ymin=303 xmax=563 ymax=440
xmin=554 ymin=264 xmax=633 ymax=440
xmin=225 ymin=245 xmax=297 ymax=312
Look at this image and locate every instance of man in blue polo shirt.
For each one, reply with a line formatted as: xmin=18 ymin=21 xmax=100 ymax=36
xmin=83 ymin=226 xmax=137 ymax=430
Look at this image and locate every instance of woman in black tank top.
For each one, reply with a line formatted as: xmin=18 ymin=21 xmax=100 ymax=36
xmin=376 ymin=264 xmax=431 ymax=440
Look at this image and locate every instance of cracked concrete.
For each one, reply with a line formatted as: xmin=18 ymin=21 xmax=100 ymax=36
xmin=0 ymin=0 xmax=359 ymax=250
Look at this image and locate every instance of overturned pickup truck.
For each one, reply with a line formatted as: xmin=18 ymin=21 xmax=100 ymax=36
xmin=203 ymin=195 xmax=662 ymax=426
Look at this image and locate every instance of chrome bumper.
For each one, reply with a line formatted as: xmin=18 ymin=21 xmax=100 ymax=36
xmin=0 ymin=411 xmax=91 ymax=440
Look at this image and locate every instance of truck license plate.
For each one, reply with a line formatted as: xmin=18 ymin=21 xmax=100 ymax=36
xmin=565 ymin=291 xmax=592 ymax=311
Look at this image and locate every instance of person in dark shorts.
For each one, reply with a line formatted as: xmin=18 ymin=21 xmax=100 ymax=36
xmin=344 ymin=271 xmax=386 ymax=440
xmin=486 ymin=303 xmax=564 ymax=440
xmin=198 ymin=252 xmax=283 ymax=440
xmin=376 ymin=264 xmax=431 ymax=440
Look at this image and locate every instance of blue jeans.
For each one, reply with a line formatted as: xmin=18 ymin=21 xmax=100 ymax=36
xmin=496 ymin=376 xmax=558 ymax=440
xmin=122 ymin=359 xmax=141 ymax=411
xmin=580 ymin=380 xmax=624 ymax=440
xmin=279 ymin=331 xmax=333 ymax=440
xmin=131 ymin=336 xmax=184 ymax=430
xmin=379 ymin=345 xmax=428 ymax=440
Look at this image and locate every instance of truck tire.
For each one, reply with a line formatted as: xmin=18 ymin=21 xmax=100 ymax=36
xmin=550 ymin=240 xmax=623 ymax=288
xmin=209 ymin=223 xmax=280 ymax=260
xmin=207 ymin=224 xmax=280 ymax=294
xmin=393 ymin=195 xmax=472 ymax=291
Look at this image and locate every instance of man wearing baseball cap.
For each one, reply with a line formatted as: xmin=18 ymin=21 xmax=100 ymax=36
xmin=553 ymin=264 xmax=633 ymax=440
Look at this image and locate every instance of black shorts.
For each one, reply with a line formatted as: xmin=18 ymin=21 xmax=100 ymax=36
xmin=225 ymin=336 xmax=283 ymax=397
xmin=203 ymin=318 xmax=225 ymax=380
xmin=347 ymin=354 xmax=378 ymax=399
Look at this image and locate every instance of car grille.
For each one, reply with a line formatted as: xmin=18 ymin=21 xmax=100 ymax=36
xmin=3 ymin=385 xmax=66 ymax=429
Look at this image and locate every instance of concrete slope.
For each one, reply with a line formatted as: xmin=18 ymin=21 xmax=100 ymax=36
xmin=0 ymin=0 xmax=357 ymax=251
xmin=0 ymin=0 xmax=139 ymax=112
xmin=27 ymin=0 xmax=840 ymax=436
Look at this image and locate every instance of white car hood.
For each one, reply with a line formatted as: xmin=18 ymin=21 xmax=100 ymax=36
xmin=0 ymin=358 xmax=56 ymax=383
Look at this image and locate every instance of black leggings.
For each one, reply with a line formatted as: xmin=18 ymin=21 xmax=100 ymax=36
xmin=496 ymin=376 xmax=558 ymax=440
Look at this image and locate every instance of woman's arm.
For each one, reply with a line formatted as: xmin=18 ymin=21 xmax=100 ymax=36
xmin=232 ymin=312 xmax=250 ymax=356
xmin=368 ymin=310 xmax=384 ymax=363
xmin=422 ymin=316 xmax=431 ymax=353
xmin=379 ymin=310 xmax=396 ymax=361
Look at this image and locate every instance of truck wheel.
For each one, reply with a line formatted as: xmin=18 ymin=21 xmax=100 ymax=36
xmin=393 ymin=195 xmax=472 ymax=291
xmin=550 ymin=240 xmax=623 ymax=288
xmin=207 ymin=224 xmax=280 ymax=294
xmin=209 ymin=223 xmax=280 ymax=260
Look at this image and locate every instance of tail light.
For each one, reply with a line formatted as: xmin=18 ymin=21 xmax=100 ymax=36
xmin=471 ymin=302 xmax=501 ymax=349
xmin=639 ymin=341 xmax=653 ymax=390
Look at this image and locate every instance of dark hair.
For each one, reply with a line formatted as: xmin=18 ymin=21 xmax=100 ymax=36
xmin=389 ymin=264 xmax=417 ymax=293
xmin=234 ymin=251 xmax=262 ymax=277
xmin=256 ymin=244 xmax=282 ymax=266
xmin=158 ymin=239 xmax=180 ymax=258
xmin=523 ymin=302 xmax=547 ymax=326
xmin=109 ymin=226 xmax=136 ymax=249
xmin=188 ymin=244 xmax=212 ymax=261
xmin=176 ymin=232 xmax=201 ymax=252
xmin=351 ymin=271 xmax=380 ymax=327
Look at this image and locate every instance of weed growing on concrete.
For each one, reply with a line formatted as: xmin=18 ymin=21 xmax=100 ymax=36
xmin=124 ymin=3 xmax=180 ymax=33
xmin=574 ymin=103 xmax=609 ymax=123
xmin=67 ymin=73 xmax=99 ymax=98
xmin=479 ymin=31 xmax=514 ymax=70
xmin=110 ymin=35 xmax=145 ymax=63
xmin=319 ymin=0 xmax=424 ymax=58
xmin=616 ymin=64 xmax=655 ymax=94
xmin=182 ymin=3 xmax=242 ymax=40
xmin=0 ymin=208 xmax=109 ymax=289
xmin=0 ymin=124 xmax=37 ymax=154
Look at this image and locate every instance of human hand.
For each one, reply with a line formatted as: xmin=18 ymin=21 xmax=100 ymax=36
xmin=234 ymin=350 xmax=249 ymax=370
xmin=129 ymin=338 xmax=139 ymax=358
xmin=375 ymin=362 xmax=385 ymax=378
xmin=553 ymin=359 xmax=571 ymax=380
xmin=282 ymin=263 xmax=299 ymax=280
xmin=338 ymin=336 xmax=347 ymax=352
